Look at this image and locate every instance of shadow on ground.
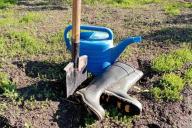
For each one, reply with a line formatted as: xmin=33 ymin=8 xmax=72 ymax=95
xmin=144 ymin=12 xmax=192 ymax=46
xmin=167 ymin=13 xmax=192 ymax=25
xmin=11 ymin=60 xmax=91 ymax=128
xmin=17 ymin=0 xmax=69 ymax=11
xmin=0 ymin=115 xmax=12 ymax=128
xmin=145 ymin=27 xmax=192 ymax=45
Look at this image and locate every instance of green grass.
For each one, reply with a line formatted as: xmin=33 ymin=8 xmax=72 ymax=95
xmin=150 ymin=73 xmax=184 ymax=101
xmin=0 ymin=10 xmax=44 ymax=27
xmin=0 ymin=37 xmax=6 ymax=54
xmin=152 ymin=54 xmax=183 ymax=72
xmin=163 ymin=1 xmax=192 ymax=16
xmin=152 ymin=48 xmax=192 ymax=72
xmin=184 ymin=67 xmax=192 ymax=87
xmin=83 ymin=0 xmax=161 ymax=8
xmin=0 ymin=0 xmax=17 ymax=9
xmin=83 ymin=106 xmax=132 ymax=127
xmin=0 ymin=102 xmax=7 ymax=114
xmin=49 ymin=30 xmax=64 ymax=44
xmin=6 ymin=32 xmax=45 ymax=55
xmin=19 ymin=12 xmax=42 ymax=23
xmin=0 ymin=17 xmax=16 ymax=27
xmin=164 ymin=3 xmax=181 ymax=16
xmin=83 ymin=0 xmax=192 ymax=15
xmin=0 ymin=9 xmax=17 ymax=26
xmin=0 ymin=72 xmax=18 ymax=100
xmin=0 ymin=29 xmax=66 ymax=60
xmin=174 ymin=49 xmax=192 ymax=63
xmin=105 ymin=107 xmax=132 ymax=126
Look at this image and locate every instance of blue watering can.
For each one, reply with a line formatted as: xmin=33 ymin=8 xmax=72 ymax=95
xmin=64 ymin=25 xmax=142 ymax=76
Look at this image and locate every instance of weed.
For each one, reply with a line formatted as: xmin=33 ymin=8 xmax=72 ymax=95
xmin=184 ymin=67 xmax=192 ymax=87
xmin=152 ymin=48 xmax=192 ymax=72
xmin=0 ymin=72 xmax=18 ymax=100
xmin=19 ymin=12 xmax=42 ymax=23
xmin=152 ymin=54 xmax=183 ymax=72
xmin=164 ymin=3 xmax=181 ymax=16
xmin=0 ymin=103 xmax=7 ymax=114
xmin=106 ymin=107 xmax=132 ymax=127
xmin=183 ymin=2 xmax=192 ymax=8
xmin=83 ymin=106 xmax=132 ymax=127
xmin=174 ymin=49 xmax=192 ymax=63
xmin=150 ymin=73 xmax=184 ymax=101
xmin=24 ymin=96 xmax=37 ymax=110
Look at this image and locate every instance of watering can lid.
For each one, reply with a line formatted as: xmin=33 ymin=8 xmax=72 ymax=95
xmin=80 ymin=31 xmax=110 ymax=41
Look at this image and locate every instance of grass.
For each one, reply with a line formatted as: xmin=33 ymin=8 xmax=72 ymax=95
xmin=0 ymin=0 xmax=17 ymax=9
xmin=19 ymin=12 xmax=42 ymax=23
xmin=152 ymin=48 xmax=192 ymax=72
xmin=0 ymin=9 xmax=17 ymax=26
xmin=83 ymin=0 xmax=192 ymax=16
xmin=151 ymin=48 xmax=192 ymax=100
xmin=0 ymin=30 xmax=66 ymax=59
xmin=83 ymin=0 xmax=161 ymax=8
xmin=49 ymin=30 xmax=64 ymax=44
xmin=164 ymin=3 xmax=181 ymax=16
xmin=150 ymin=73 xmax=184 ymax=101
xmin=152 ymin=54 xmax=183 ymax=72
xmin=5 ymin=31 xmax=45 ymax=55
xmin=106 ymin=107 xmax=132 ymax=125
xmin=84 ymin=106 xmax=133 ymax=128
xmin=0 ymin=9 xmax=44 ymax=27
xmin=23 ymin=96 xmax=43 ymax=110
xmin=0 ymin=72 xmax=18 ymax=101
xmin=184 ymin=67 xmax=192 ymax=87
xmin=164 ymin=1 xmax=192 ymax=16
xmin=0 ymin=102 xmax=7 ymax=114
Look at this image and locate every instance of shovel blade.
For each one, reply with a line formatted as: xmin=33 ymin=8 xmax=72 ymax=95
xmin=64 ymin=55 xmax=88 ymax=97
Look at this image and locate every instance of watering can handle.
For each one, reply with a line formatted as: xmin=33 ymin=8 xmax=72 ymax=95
xmin=64 ymin=25 xmax=114 ymax=50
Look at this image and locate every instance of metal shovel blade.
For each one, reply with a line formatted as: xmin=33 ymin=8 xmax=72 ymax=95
xmin=64 ymin=55 xmax=88 ymax=97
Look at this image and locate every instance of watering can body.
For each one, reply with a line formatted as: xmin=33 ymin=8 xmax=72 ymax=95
xmin=64 ymin=25 xmax=142 ymax=76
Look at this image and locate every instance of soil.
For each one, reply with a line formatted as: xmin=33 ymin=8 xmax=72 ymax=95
xmin=0 ymin=1 xmax=192 ymax=128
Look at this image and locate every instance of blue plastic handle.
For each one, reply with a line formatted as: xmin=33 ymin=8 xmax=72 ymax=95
xmin=64 ymin=25 xmax=114 ymax=50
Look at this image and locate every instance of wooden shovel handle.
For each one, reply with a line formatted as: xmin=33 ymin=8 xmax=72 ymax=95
xmin=72 ymin=0 xmax=81 ymax=44
xmin=72 ymin=0 xmax=81 ymax=68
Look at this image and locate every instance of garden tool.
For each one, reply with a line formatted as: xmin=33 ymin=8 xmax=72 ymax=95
xmin=102 ymin=63 xmax=143 ymax=115
xmin=76 ymin=62 xmax=143 ymax=120
xmin=64 ymin=25 xmax=142 ymax=76
xmin=64 ymin=0 xmax=88 ymax=97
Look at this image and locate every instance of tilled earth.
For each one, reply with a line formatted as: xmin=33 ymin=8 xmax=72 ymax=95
xmin=0 ymin=1 xmax=192 ymax=128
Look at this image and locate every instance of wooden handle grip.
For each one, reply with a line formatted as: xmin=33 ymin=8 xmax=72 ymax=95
xmin=72 ymin=0 xmax=81 ymax=44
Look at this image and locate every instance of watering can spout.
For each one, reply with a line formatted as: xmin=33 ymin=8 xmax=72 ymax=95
xmin=111 ymin=36 xmax=142 ymax=62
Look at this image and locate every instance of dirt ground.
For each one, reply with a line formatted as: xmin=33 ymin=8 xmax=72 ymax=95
xmin=0 ymin=1 xmax=192 ymax=128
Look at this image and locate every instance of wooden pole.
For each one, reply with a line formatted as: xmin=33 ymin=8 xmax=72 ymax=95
xmin=72 ymin=0 xmax=81 ymax=69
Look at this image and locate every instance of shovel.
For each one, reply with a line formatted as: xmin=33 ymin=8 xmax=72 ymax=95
xmin=64 ymin=0 xmax=88 ymax=98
